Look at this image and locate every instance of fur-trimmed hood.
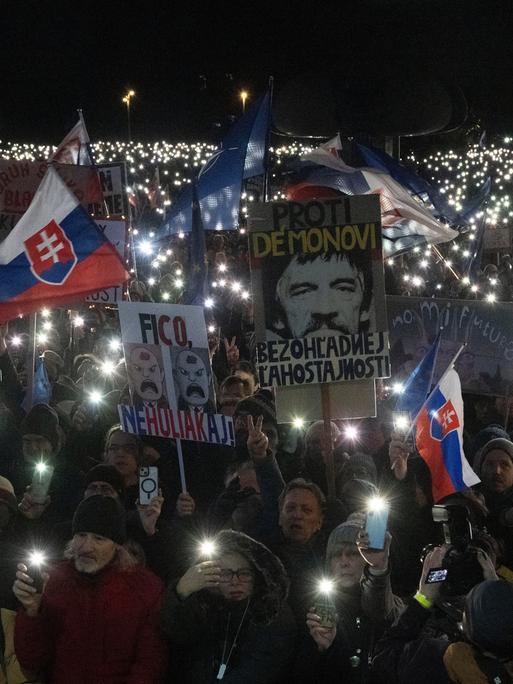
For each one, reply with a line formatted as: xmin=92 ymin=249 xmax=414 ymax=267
xmin=213 ymin=529 xmax=289 ymax=624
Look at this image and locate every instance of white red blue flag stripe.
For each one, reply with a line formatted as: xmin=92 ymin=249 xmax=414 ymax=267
xmin=0 ymin=166 xmax=128 ymax=320
xmin=415 ymin=368 xmax=480 ymax=502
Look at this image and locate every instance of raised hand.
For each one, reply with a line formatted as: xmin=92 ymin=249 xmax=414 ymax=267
xmin=13 ymin=563 xmax=49 ymax=617
xmin=306 ymin=609 xmax=337 ymax=652
xmin=357 ymin=529 xmax=392 ymax=572
xmin=176 ymin=560 xmax=222 ymax=600
xmin=18 ymin=488 xmax=51 ymax=520
xmin=224 ymin=336 xmax=240 ymax=368
xmin=389 ymin=432 xmax=412 ymax=481
xmin=137 ymin=491 xmax=164 ymax=536
xmin=176 ymin=492 xmax=196 ymax=517
xmin=246 ymin=415 xmax=268 ymax=461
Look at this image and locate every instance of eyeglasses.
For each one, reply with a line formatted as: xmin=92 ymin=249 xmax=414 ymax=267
xmin=219 ymin=568 xmax=254 ymax=583
xmin=85 ymin=484 xmax=117 ymax=496
xmin=107 ymin=442 xmax=138 ymax=455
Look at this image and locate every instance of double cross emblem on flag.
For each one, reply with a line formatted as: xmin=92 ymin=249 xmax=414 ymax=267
xmin=430 ymin=399 xmax=460 ymax=441
xmin=24 ymin=219 xmax=77 ymax=285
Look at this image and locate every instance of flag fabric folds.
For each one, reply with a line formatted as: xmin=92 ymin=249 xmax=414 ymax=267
xmin=0 ymin=166 xmax=128 ymax=320
xmin=48 ymin=112 xmax=94 ymax=165
xmin=395 ymin=330 xmax=442 ymax=421
xmin=288 ymin=147 xmax=459 ymax=257
xmin=164 ymin=90 xmax=271 ymax=234
xmin=415 ymin=368 xmax=480 ymax=502
xmin=182 ymin=182 xmax=207 ymax=306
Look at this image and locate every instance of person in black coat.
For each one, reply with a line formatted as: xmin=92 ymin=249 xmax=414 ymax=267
xmin=161 ymin=529 xmax=297 ymax=684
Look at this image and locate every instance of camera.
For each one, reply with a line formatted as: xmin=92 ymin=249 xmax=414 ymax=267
xmin=431 ymin=503 xmax=485 ymax=596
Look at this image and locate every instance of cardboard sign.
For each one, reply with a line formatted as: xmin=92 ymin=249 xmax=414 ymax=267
xmin=117 ymin=302 xmax=234 ymax=445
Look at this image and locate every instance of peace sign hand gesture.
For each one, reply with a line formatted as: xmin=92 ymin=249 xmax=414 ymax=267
xmin=247 ymin=415 xmax=268 ymax=462
xmin=224 ymin=336 xmax=240 ymax=368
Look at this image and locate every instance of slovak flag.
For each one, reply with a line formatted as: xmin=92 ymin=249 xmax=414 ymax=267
xmin=415 ymin=368 xmax=480 ymax=502
xmin=0 ymin=166 xmax=128 ymax=320
xmin=48 ymin=113 xmax=93 ymax=165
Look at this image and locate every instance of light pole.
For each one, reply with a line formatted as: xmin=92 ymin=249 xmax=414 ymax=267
xmin=240 ymin=90 xmax=248 ymax=114
xmin=122 ymin=89 xmax=135 ymax=142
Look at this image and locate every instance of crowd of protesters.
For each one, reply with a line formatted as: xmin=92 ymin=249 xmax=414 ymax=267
xmin=1 ymin=296 xmax=513 ymax=684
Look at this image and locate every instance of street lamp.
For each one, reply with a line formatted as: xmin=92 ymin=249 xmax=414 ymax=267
xmin=240 ymin=90 xmax=248 ymax=114
xmin=122 ymin=89 xmax=135 ymax=142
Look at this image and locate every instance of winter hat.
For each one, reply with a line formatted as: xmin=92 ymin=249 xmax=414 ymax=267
xmin=465 ymin=580 xmax=513 ymax=658
xmin=476 ymin=437 xmax=513 ymax=475
xmin=338 ymin=478 xmax=378 ymax=514
xmin=21 ymin=404 xmax=60 ymax=452
xmin=213 ymin=529 xmax=288 ymax=624
xmin=234 ymin=389 xmax=277 ymax=428
xmin=326 ymin=515 xmax=362 ymax=562
xmin=469 ymin=425 xmax=510 ymax=464
xmin=0 ymin=476 xmax=18 ymax=513
xmin=344 ymin=452 xmax=378 ymax=484
xmin=72 ymin=495 xmax=127 ymax=545
xmin=84 ymin=465 xmax=125 ymax=498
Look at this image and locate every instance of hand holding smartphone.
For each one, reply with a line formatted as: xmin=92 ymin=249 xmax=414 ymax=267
xmin=365 ymin=498 xmax=389 ymax=551
xmin=139 ymin=466 xmax=158 ymax=506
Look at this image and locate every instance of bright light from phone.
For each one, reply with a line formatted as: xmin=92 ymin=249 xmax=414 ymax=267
xmin=367 ymin=496 xmax=388 ymax=512
xmin=393 ymin=413 xmax=410 ymax=431
xmin=41 ymin=308 xmax=51 ymax=318
xmin=37 ymin=332 xmax=48 ymax=344
xmin=138 ymin=240 xmax=153 ymax=256
xmin=28 ymin=550 xmax=46 ymax=567
xmin=10 ymin=335 xmax=22 ymax=347
xmin=344 ymin=425 xmax=359 ymax=440
xmin=292 ymin=416 xmax=305 ymax=429
xmin=35 ymin=461 xmax=48 ymax=475
xmin=42 ymin=320 xmax=52 ymax=331
xmin=100 ymin=360 xmax=116 ymax=375
xmin=198 ymin=539 xmax=217 ymax=558
xmin=208 ymin=325 xmax=216 ymax=334
xmin=88 ymin=389 xmax=102 ymax=404
xmin=109 ymin=339 xmax=121 ymax=352
xmin=392 ymin=382 xmax=404 ymax=394
xmin=317 ymin=578 xmax=335 ymax=595
xmin=204 ymin=297 xmax=214 ymax=308
xmin=73 ymin=316 xmax=84 ymax=328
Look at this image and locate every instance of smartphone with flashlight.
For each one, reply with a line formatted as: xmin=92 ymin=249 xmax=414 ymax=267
xmin=313 ymin=594 xmax=337 ymax=629
xmin=392 ymin=411 xmax=414 ymax=450
xmin=31 ymin=463 xmax=55 ymax=504
xmin=139 ymin=466 xmax=158 ymax=505
xmin=365 ymin=499 xmax=389 ymax=551
xmin=425 ymin=567 xmax=448 ymax=584
xmin=26 ymin=552 xmax=47 ymax=593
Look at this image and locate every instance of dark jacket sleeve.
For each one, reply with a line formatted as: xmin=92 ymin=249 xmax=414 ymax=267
xmin=254 ymin=453 xmax=285 ymax=540
xmin=127 ymin=580 xmax=168 ymax=684
xmin=372 ymin=599 xmax=451 ymax=684
xmin=0 ymin=350 xmax=25 ymax=422
xmin=360 ymin=566 xmax=404 ymax=628
xmin=223 ymin=605 xmax=297 ymax=684
xmin=161 ymin=584 xmax=209 ymax=645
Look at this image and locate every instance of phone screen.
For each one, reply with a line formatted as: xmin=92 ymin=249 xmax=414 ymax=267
xmin=426 ymin=567 xmax=448 ymax=584
xmin=139 ymin=466 xmax=159 ymax=505
xmin=365 ymin=507 xmax=389 ymax=550
xmin=31 ymin=464 xmax=55 ymax=503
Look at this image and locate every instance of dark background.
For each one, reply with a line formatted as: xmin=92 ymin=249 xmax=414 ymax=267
xmin=2 ymin=0 xmax=512 ymax=144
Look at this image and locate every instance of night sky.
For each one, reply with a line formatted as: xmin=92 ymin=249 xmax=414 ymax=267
xmin=2 ymin=0 xmax=513 ymax=145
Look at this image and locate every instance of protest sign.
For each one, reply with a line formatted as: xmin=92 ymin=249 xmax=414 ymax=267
xmin=387 ymin=295 xmax=513 ymax=395
xmin=0 ymin=160 xmax=103 ymax=241
xmin=85 ymin=219 xmax=127 ymax=303
xmin=93 ymin=163 xmax=128 ymax=217
xmin=117 ymin=302 xmax=234 ymax=446
xmin=248 ymin=196 xmax=390 ymax=388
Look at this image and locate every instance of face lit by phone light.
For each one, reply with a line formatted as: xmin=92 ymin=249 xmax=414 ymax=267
xmin=105 ymin=431 xmax=139 ymax=481
xmin=329 ymin=543 xmax=366 ymax=589
xmin=279 ymin=488 xmax=323 ymax=543
xmin=216 ymin=552 xmax=255 ymax=602
xmin=128 ymin=346 xmax=165 ymax=402
xmin=173 ymin=350 xmax=210 ymax=408
xmin=71 ymin=532 xmax=118 ymax=575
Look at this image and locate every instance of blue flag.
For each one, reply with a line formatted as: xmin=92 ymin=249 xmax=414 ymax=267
xmin=22 ymin=355 xmax=52 ymax=412
xmin=164 ymin=90 xmax=271 ymax=234
xmin=395 ymin=330 xmax=442 ymax=421
xmin=182 ymin=182 xmax=207 ymax=306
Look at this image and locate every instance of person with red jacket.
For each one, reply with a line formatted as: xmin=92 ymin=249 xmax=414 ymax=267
xmin=13 ymin=495 xmax=167 ymax=684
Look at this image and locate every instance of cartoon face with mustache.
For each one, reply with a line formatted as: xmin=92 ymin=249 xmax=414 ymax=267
xmin=128 ymin=346 xmax=165 ymax=404
xmin=173 ymin=349 xmax=211 ymax=409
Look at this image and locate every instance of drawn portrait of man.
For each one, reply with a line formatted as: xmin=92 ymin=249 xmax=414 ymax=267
xmin=126 ymin=343 xmax=168 ymax=408
xmin=171 ymin=347 xmax=216 ymax=412
xmin=262 ymin=246 xmax=375 ymax=340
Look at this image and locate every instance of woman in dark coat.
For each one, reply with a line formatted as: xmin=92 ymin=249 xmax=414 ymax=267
xmin=161 ymin=529 xmax=297 ymax=683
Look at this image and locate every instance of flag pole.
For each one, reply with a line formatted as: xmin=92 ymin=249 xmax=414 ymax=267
xmin=176 ymin=439 xmax=187 ymax=493
xmin=321 ymin=384 xmax=336 ymax=499
xmin=262 ymin=76 xmax=274 ymax=203
xmin=26 ymin=312 xmax=37 ymax=410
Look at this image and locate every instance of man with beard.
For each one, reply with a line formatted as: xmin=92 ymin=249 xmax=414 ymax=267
xmin=127 ymin=345 xmax=168 ymax=408
xmin=267 ymin=249 xmax=374 ymax=340
xmin=13 ymin=496 xmax=167 ymax=684
xmin=173 ymin=348 xmax=215 ymax=412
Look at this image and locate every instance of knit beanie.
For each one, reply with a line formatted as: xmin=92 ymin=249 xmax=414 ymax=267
xmin=84 ymin=465 xmax=125 ymax=498
xmin=21 ymin=404 xmax=60 ymax=452
xmin=0 ymin=476 xmax=18 ymax=513
xmin=344 ymin=452 xmax=378 ymax=484
xmin=326 ymin=515 xmax=362 ymax=562
xmin=470 ymin=425 xmax=510 ymax=463
xmin=465 ymin=580 xmax=513 ymax=658
xmin=72 ymin=495 xmax=127 ymax=545
xmin=476 ymin=437 xmax=513 ymax=475
xmin=234 ymin=389 xmax=277 ymax=428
